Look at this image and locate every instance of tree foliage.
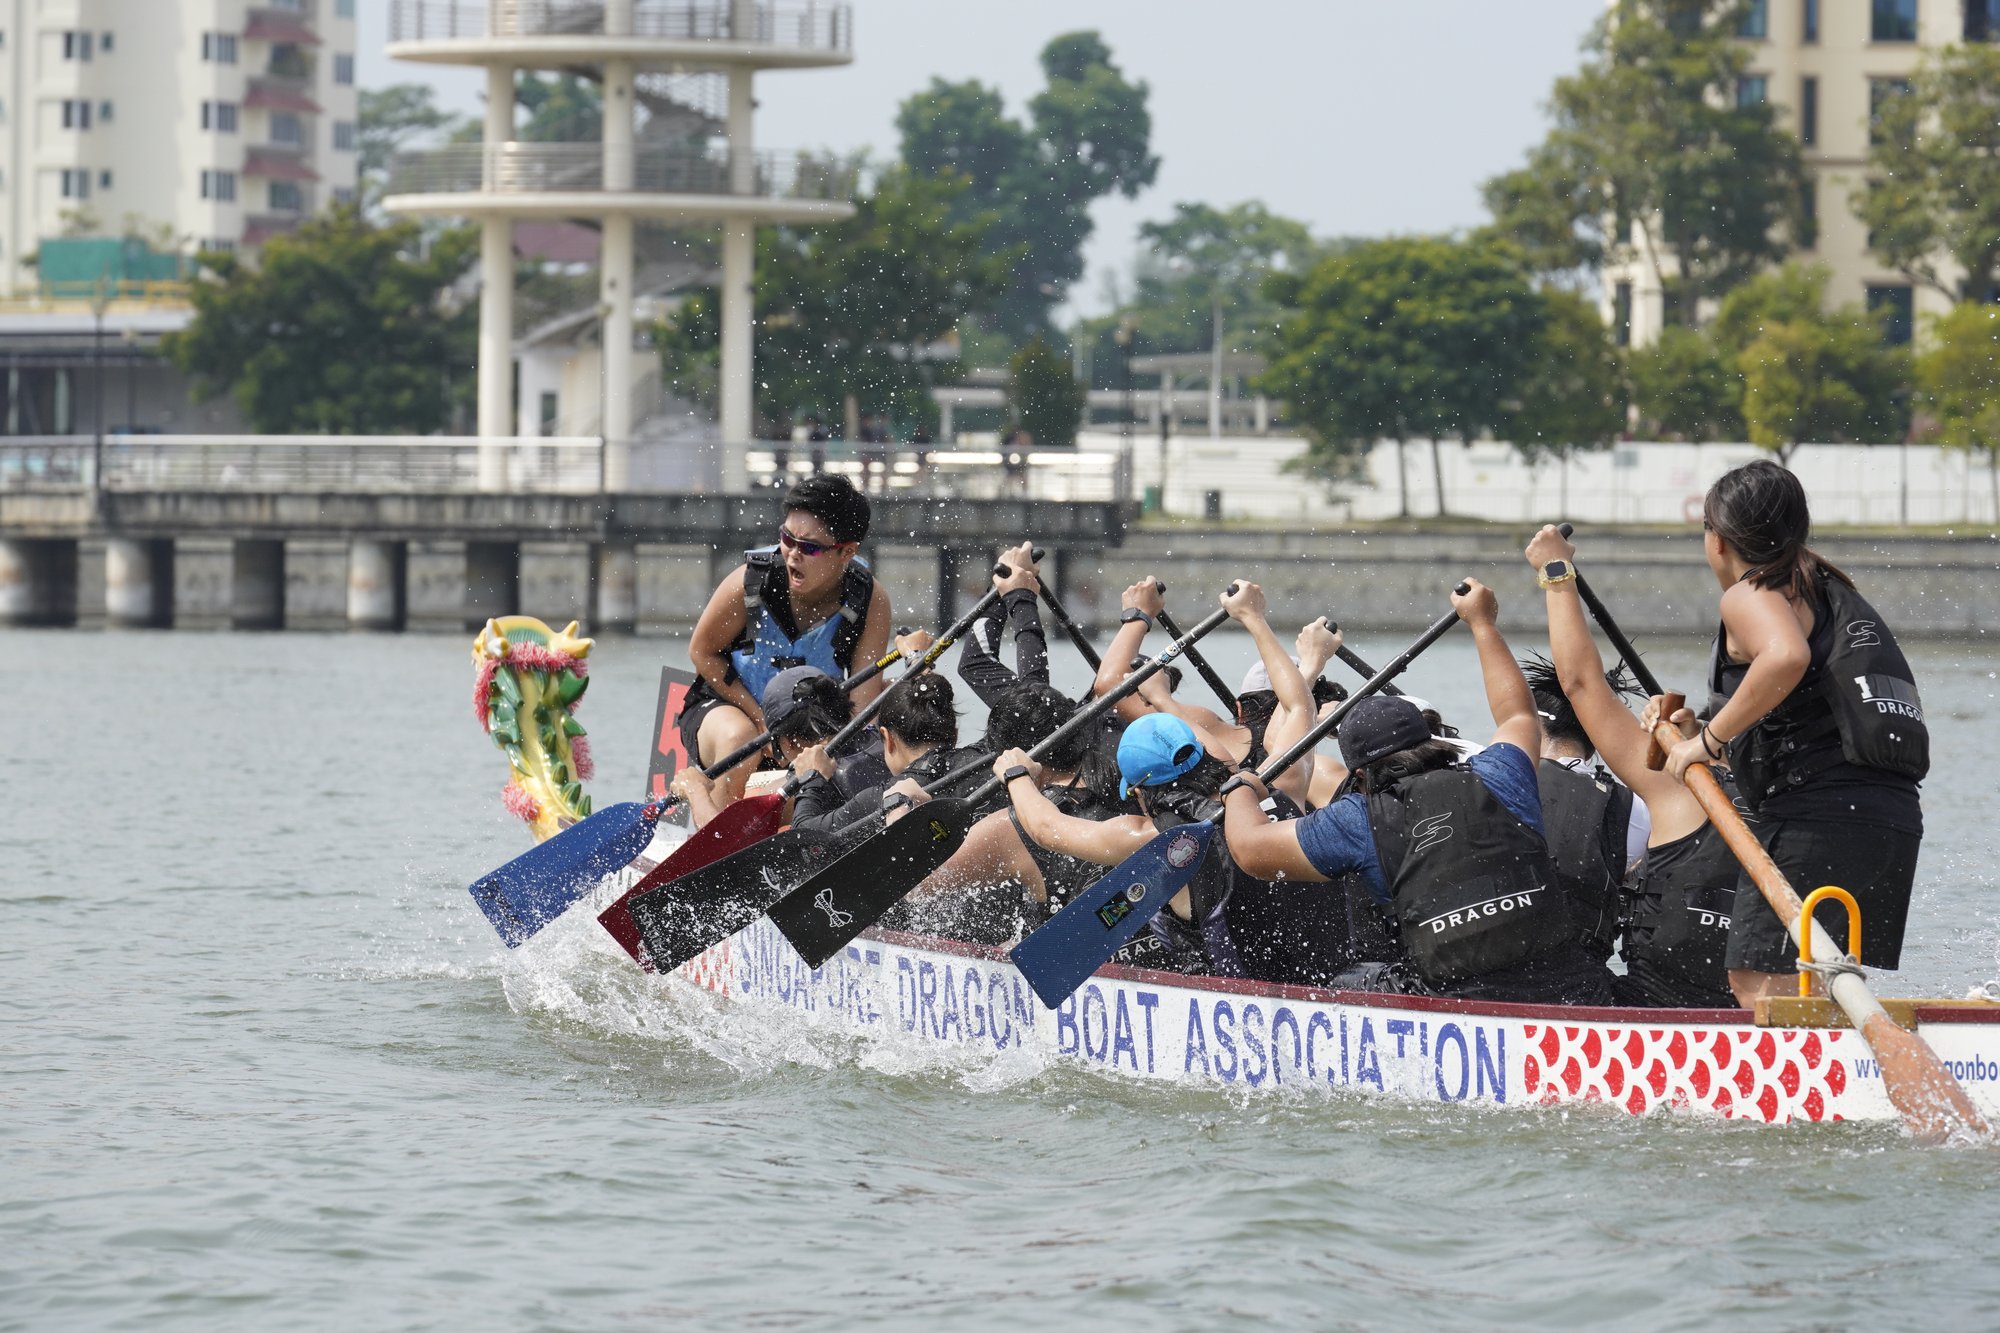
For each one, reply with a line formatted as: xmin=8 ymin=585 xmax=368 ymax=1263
xmin=1915 ymin=301 xmax=2000 ymax=513
xmin=358 ymin=84 xmax=469 ymax=193
xmin=1856 ymin=44 xmax=2000 ymax=302
xmin=657 ymin=167 xmax=1011 ymax=433
xmin=1483 ymin=0 xmax=1805 ymax=314
xmin=1261 ymin=235 xmax=1543 ymax=513
xmin=896 ymin=31 xmax=1156 ymax=342
xmin=164 ymin=209 xmax=477 ymax=434
xmin=1006 ymin=338 xmax=1088 ymax=449
xmin=1495 ymin=288 xmax=1628 ymax=466
xmin=516 ymin=73 xmax=602 ymax=143
xmin=1630 ymin=326 xmax=1745 ymax=441
xmin=1725 ymin=266 xmax=1908 ymax=460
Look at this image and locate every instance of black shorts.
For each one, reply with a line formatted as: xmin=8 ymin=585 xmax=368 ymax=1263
xmin=676 ymin=691 xmax=731 ymax=765
xmin=1724 ymin=817 xmax=1920 ymax=973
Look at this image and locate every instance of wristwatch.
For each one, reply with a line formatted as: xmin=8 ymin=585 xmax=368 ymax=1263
xmin=1119 ymin=607 xmax=1154 ymax=628
xmin=1537 ymin=559 xmax=1578 ymax=589
xmin=1002 ymin=764 xmax=1035 ymax=788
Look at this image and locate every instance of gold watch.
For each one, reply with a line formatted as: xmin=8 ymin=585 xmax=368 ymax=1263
xmin=1537 ymin=559 xmax=1578 ymax=589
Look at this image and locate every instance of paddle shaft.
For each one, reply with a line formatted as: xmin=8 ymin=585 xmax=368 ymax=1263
xmin=688 ymin=637 xmax=912 ymax=790
xmin=1035 ymin=580 xmax=1104 ymax=672
xmin=1156 ymin=605 xmax=1239 ymax=715
xmin=1555 ymin=522 xmax=1665 ymax=697
xmin=1647 ymin=718 xmax=1988 ymax=1142
xmin=1322 ymin=624 xmax=1404 ymax=697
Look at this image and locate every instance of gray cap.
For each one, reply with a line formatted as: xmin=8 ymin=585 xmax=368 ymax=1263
xmin=761 ymin=665 xmax=831 ymax=729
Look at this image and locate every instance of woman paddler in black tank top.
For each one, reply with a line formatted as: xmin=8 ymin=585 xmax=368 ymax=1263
xmin=1658 ymin=461 xmax=1928 ymax=1008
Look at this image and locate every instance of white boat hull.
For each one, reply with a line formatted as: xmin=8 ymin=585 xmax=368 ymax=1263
xmin=678 ymin=919 xmax=2000 ymax=1125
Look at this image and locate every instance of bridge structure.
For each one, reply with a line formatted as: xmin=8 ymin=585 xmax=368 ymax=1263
xmin=0 ymin=438 xmax=1129 ymax=633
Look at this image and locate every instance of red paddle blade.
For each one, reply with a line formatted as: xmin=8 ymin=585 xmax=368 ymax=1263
xmin=596 ymin=793 xmax=786 ymax=967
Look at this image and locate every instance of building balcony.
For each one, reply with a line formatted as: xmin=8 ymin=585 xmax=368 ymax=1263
xmin=382 ymin=142 xmax=858 ymax=222
xmin=387 ymin=0 xmax=853 ymax=69
xmin=245 ymin=6 xmax=323 ymax=45
xmin=246 ymin=76 xmax=324 ymax=115
xmin=244 ymin=146 xmax=322 ymax=182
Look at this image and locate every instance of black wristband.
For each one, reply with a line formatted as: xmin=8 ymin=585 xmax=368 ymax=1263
xmin=1119 ymin=608 xmax=1154 ymax=628
xmin=1002 ymin=764 xmax=1034 ymax=787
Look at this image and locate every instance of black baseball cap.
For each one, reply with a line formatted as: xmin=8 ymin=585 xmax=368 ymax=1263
xmin=1337 ymin=695 xmax=1431 ymax=769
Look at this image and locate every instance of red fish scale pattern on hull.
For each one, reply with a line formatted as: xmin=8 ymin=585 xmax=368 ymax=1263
xmin=1520 ymin=1023 xmax=1848 ymax=1122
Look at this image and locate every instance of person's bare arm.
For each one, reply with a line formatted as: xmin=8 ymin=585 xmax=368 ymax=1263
xmin=687 ymin=566 xmax=763 ymax=722
xmin=1664 ymin=580 xmax=1811 ymax=779
xmin=1221 ymin=779 xmax=1327 ymax=882
xmin=1096 ymin=579 xmax=1164 ymax=721
xmin=912 ymin=810 xmax=1036 ymax=901
xmin=1454 ymin=579 xmax=1541 ymax=758
xmin=1262 ymin=617 xmax=1341 ymax=806
xmin=847 ymin=581 xmax=895 ymax=708
xmin=994 ymin=749 xmax=1157 ymax=867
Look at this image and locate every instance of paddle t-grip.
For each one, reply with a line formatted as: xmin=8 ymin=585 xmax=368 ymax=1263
xmin=993 ymin=546 xmax=1048 ymax=580
xmin=1646 ymin=691 xmax=1687 ymax=771
xmin=1558 ymin=522 xmax=1575 ymax=539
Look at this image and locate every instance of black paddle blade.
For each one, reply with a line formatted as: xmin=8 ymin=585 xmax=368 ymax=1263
xmin=767 ymin=798 xmax=982 ymax=968
xmin=629 ymin=820 xmax=877 ymax=973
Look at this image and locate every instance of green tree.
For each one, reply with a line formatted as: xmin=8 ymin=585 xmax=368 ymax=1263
xmin=658 ymin=166 xmax=1011 ymax=434
xmin=1915 ymin=302 xmax=2000 ymax=518
xmin=1630 ymin=326 xmax=1744 ymax=440
xmin=358 ymin=84 xmax=467 ymax=180
xmin=1494 ymin=289 xmax=1627 ymax=506
xmin=517 ymin=73 xmax=603 ymax=143
xmin=897 ymin=31 xmax=1157 ymax=343
xmin=1856 ymin=44 xmax=2000 ymax=302
xmin=1006 ymin=338 xmax=1087 ymax=449
xmin=1484 ymin=0 xmax=1805 ymax=315
xmin=164 ymin=208 xmax=477 ymax=433
xmin=1261 ymin=236 xmax=1543 ymax=516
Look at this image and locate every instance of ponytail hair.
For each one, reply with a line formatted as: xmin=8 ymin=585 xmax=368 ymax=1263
xmin=879 ymin=673 xmax=958 ymax=749
xmin=1703 ymin=460 xmax=1853 ymax=600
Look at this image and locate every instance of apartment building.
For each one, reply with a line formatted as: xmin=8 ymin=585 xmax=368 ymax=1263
xmin=1605 ymin=0 xmax=1999 ymax=347
xmin=0 ymin=0 xmax=360 ymax=293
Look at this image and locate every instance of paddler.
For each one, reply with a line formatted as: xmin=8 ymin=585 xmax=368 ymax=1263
xmin=1659 ymin=460 xmax=1928 ymax=1008
xmin=676 ymin=474 xmax=893 ymax=807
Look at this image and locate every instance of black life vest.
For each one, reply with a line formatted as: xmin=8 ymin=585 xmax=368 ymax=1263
xmin=1536 ymin=759 xmax=1634 ymax=963
xmin=1366 ymin=767 xmax=1570 ymax=988
xmin=1620 ymin=773 xmax=1744 ymax=1009
xmin=1709 ymin=575 xmax=1929 ymax=811
xmin=1141 ymin=802 xmax=1247 ymax=977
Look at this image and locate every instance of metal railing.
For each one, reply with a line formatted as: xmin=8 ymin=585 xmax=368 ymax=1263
xmin=384 ymin=142 xmax=857 ymax=201
xmin=389 ymin=0 xmax=852 ymax=50
xmin=0 ymin=437 xmax=610 ymax=494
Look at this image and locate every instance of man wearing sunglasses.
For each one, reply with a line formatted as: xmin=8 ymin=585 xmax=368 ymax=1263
xmin=679 ymin=474 xmax=894 ymax=806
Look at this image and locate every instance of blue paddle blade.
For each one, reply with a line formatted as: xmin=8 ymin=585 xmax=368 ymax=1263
xmin=468 ymin=801 xmax=659 ymax=947
xmin=1009 ymin=821 xmax=1215 ymax=1009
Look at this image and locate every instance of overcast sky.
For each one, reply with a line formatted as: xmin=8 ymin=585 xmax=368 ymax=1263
xmin=357 ymin=0 xmax=1607 ymax=316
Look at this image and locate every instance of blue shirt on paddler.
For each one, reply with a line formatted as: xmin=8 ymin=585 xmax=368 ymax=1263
xmin=1293 ymin=742 xmax=1545 ymax=905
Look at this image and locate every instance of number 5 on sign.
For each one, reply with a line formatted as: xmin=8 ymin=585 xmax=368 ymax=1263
xmin=648 ymin=668 xmax=697 ymax=813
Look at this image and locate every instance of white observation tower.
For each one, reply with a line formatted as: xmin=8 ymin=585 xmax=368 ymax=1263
xmin=383 ymin=0 xmax=856 ymax=490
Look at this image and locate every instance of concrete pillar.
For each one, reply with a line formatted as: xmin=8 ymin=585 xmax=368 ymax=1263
xmin=348 ymin=539 xmax=407 ymax=631
xmin=465 ymin=541 xmax=520 ymax=630
xmin=232 ymin=538 xmax=285 ymax=630
xmin=599 ymin=56 xmax=636 ymax=490
xmin=477 ymin=64 xmax=515 ymax=491
xmin=105 ymin=537 xmax=173 ymax=628
xmin=604 ymin=0 xmax=635 ymax=35
xmin=718 ymin=50 xmax=756 ymax=491
xmin=0 ymin=538 xmax=78 ymax=626
xmin=593 ymin=542 xmax=638 ymax=633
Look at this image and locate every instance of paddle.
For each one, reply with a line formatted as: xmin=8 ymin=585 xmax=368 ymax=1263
xmin=1036 ymin=580 xmax=1104 ymax=672
xmin=1645 ymin=708 xmax=1988 ymax=1144
xmin=595 ymin=634 xmax=915 ymax=966
xmin=1158 ymin=600 xmax=1240 ymax=716
xmin=1323 ymin=623 xmax=1405 ymax=697
xmin=1010 ymin=584 xmax=1471 ymax=1007
xmin=615 ymin=552 xmax=1042 ymax=969
xmin=765 ymin=588 xmax=1245 ymax=969
xmin=1555 ymin=522 xmax=1665 ymax=697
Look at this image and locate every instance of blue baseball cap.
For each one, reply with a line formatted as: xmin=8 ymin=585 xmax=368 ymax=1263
xmin=1117 ymin=713 xmax=1204 ymax=799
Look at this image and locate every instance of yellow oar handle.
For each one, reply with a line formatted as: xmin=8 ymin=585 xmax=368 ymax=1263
xmin=1797 ymin=886 xmax=1862 ymax=998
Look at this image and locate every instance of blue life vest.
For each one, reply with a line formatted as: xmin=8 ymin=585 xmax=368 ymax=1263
xmin=727 ymin=545 xmax=873 ymax=702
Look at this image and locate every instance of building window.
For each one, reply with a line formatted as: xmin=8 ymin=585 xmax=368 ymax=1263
xmin=204 ymin=238 xmax=237 ymax=254
xmin=98 ymin=169 xmax=112 ymax=190
xmin=332 ymin=120 xmax=357 ymax=151
xmin=1737 ymin=75 xmax=1767 ymax=107
xmin=101 ymin=32 xmax=113 ymax=52
xmin=62 ymin=31 xmax=92 ymax=61
xmin=200 ymin=170 xmax=238 ymax=202
xmin=60 ymin=169 xmax=90 ymax=199
xmin=270 ymin=181 xmax=304 ymax=211
xmin=1798 ymin=179 xmax=1819 ymax=248
xmin=1872 ymin=0 xmax=1919 ymax=41
xmin=1613 ymin=282 xmax=1633 ymax=348
xmin=202 ymin=32 xmax=238 ymax=64
xmin=333 ymin=53 xmax=355 ymax=85
xmin=1800 ymin=76 xmax=1818 ymax=145
xmin=270 ymin=112 xmax=304 ymax=146
xmin=1871 ymin=78 xmax=1914 ymax=146
xmin=1868 ymin=284 xmax=1914 ymax=345
xmin=1738 ymin=0 xmax=1768 ymax=37
xmin=1804 ymin=0 xmax=1820 ymax=41
xmin=61 ymin=100 xmax=92 ymax=130
xmin=333 ymin=186 xmax=356 ymax=205
xmin=202 ymin=101 xmax=239 ymax=133
xmin=1970 ymin=0 xmax=2000 ymax=39
xmin=337 ymin=0 xmax=357 ymax=16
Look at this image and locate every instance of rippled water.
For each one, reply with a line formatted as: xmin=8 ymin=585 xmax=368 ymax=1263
xmin=6 ymin=624 xmax=2000 ymax=1330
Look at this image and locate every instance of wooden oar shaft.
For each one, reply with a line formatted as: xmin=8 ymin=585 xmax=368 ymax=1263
xmin=1650 ymin=719 xmax=1988 ymax=1143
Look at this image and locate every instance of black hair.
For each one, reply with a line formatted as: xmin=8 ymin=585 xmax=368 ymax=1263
xmin=770 ymin=674 xmax=849 ymax=746
xmin=783 ymin=472 xmax=871 ymax=544
xmin=878 ymin=673 xmax=957 ymax=749
xmin=1236 ymin=689 xmax=1280 ymax=742
xmin=1348 ymin=737 xmax=1461 ymax=796
xmin=1517 ymin=651 xmax=1641 ymax=756
xmin=1703 ymin=459 xmax=1852 ymax=601
xmin=1134 ymin=749 xmax=1234 ymax=822
xmin=984 ymin=683 xmax=1096 ymax=773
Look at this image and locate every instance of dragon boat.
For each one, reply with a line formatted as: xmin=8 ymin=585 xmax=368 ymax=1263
xmin=473 ymin=619 xmax=2000 ymax=1128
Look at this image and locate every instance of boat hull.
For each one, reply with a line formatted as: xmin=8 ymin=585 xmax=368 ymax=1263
xmin=678 ymin=919 xmax=2000 ymax=1125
